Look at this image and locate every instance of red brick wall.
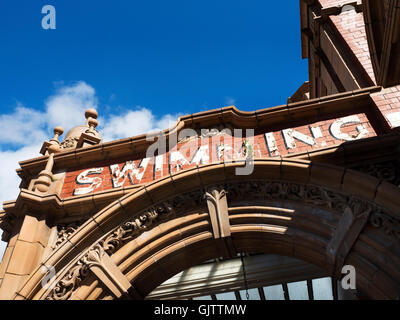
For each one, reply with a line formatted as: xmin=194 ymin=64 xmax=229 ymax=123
xmin=318 ymin=0 xmax=362 ymax=8
xmin=371 ymin=85 xmax=400 ymax=128
xmin=316 ymin=1 xmax=400 ymax=129
xmin=330 ymin=12 xmax=376 ymax=83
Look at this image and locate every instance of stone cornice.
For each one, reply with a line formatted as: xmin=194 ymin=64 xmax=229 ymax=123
xmin=0 ymin=184 xmax=144 ymax=223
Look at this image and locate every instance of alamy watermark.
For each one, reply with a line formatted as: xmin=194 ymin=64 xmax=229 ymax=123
xmin=145 ymin=128 xmax=256 ymax=176
xmin=41 ymin=264 xmax=56 ymax=290
xmin=341 ymin=264 xmax=356 ymax=290
xmin=41 ymin=5 xmax=56 ymax=30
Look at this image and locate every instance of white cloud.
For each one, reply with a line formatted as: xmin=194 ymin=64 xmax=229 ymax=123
xmin=0 ymin=243 xmax=5 ymax=261
xmin=225 ymin=97 xmax=236 ymax=106
xmin=101 ymin=108 xmax=155 ymax=141
xmin=0 ymin=145 xmax=41 ymax=202
xmin=45 ymin=81 xmax=98 ymax=130
xmin=157 ymin=113 xmax=181 ymax=132
xmin=101 ymin=108 xmax=180 ymax=142
xmin=0 ymin=82 xmax=96 ymax=148
xmin=0 ymin=104 xmax=46 ymax=146
xmin=0 ymin=81 xmax=179 ymax=260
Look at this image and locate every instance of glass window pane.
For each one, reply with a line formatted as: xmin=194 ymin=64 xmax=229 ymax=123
xmin=239 ymin=288 xmax=260 ymax=300
xmin=287 ymin=281 xmax=309 ymax=300
xmin=263 ymin=285 xmax=285 ymax=300
xmin=312 ymin=277 xmax=334 ymax=300
xmin=216 ymin=292 xmax=236 ymax=300
xmin=193 ymin=295 xmax=212 ymax=300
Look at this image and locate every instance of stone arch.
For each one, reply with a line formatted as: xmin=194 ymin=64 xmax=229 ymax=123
xmin=14 ymin=159 xmax=400 ymax=300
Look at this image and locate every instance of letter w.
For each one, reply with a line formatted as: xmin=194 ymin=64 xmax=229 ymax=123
xmin=110 ymin=158 xmax=150 ymax=187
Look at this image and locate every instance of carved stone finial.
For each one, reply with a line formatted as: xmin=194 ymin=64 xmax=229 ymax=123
xmin=47 ymin=143 xmax=61 ymax=154
xmin=85 ymin=108 xmax=98 ymax=121
xmin=85 ymin=108 xmax=99 ymax=136
xmin=33 ymin=149 xmax=59 ymax=193
xmin=35 ymin=126 xmax=63 ymax=192
xmin=86 ymin=117 xmax=99 ymax=137
xmin=54 ymin=126 xmax=64 ymax=135
xmin=40 ymin=126 xmax=64 ymax=155
xmin=60 ymin=108 xmax=102 ymax=150
xmin=49 ymin=126 xmax=64 ymax=145
xmin=87 ymin=117 xmax=98 ymax=129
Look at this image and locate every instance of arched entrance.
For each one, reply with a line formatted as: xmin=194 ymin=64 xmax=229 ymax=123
xmin=14 ymin=160 xmax=400 ymax=300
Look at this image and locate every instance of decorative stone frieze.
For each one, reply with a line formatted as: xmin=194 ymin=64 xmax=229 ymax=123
xmin=52 ymin=220 xmax=86 ymax=250
xmin=48 ymin=243 xmax=132 ymax=300
xmin=43 ymin=179 xmax=399 ymax=300
xmin=102 ymin=190 xmax=205 ymax=255
xmin=370 ymin=211 xmax=400 ymax=240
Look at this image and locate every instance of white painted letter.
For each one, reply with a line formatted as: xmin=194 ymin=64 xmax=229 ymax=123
xmin=110 ymin=159 xmax=150 ymax=188
xmin=73 ymin=168 xmax=103 ymax=195
xmin=265 ymin=132 xmax=280 ymax=156
xmin=191 ymin=145 xmax=210 ymax=165
xmin=282 ymin=128 xmax=316 ymax=149
xmin=385 ymin=112 xmax=400 ymax=128
xmin=330 ymin=115 xmax=368 ymax=141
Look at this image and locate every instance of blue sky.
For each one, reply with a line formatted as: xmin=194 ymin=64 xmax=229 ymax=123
xmin=0 ymin=1 xmax=308 ymax=256
xmin=0 ymin=0 xmax=307 ymax=118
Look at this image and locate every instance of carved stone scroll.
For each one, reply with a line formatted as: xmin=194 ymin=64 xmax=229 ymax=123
xmin=48 ymin=244 xmax=132 ymax=300
xmin=82 ymin=244 xmax=132 ymax=298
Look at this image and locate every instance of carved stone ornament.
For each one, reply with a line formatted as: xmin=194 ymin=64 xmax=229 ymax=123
xmin=44 ymin=180 xmax=399 ymax=300
xmin=52 ymin=221 xmax=85 ymax=250
xmin=102 ymin=190 xmax=205 ymax=254
xmin=47 ymin=243 xmax=105 ymax=300
xmin=355 ymin=160 xmax=400 ymax=187
xmin=370 ymin=212 xmax=400 ymax=239
xmin=45 ymin=190 xmax=205 ymax=300
xmin=0 ymin=212 xmax=16 ymax=242
xmin=60 ymin=136 xmax=78 ymax=149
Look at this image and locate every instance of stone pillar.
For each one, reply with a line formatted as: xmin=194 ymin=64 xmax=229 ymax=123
xmin=0 ymin=214 xmax=51 ymax=299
